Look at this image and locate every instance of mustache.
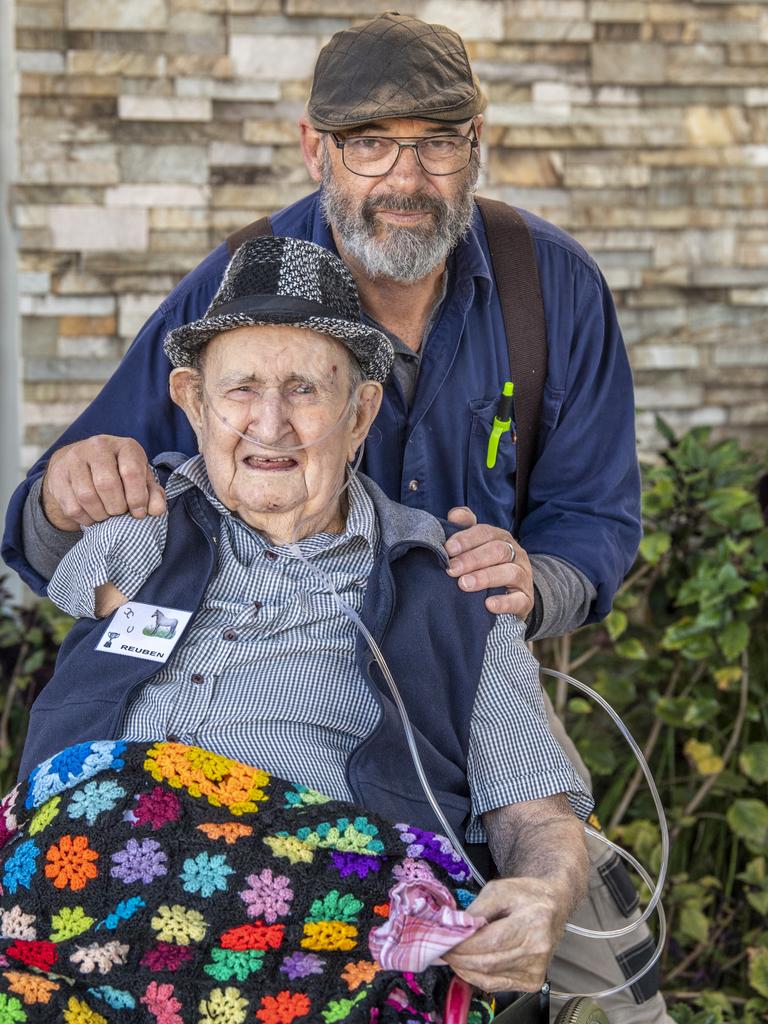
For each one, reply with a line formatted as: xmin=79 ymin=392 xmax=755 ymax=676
xmin=361 ymin=191 xmax=447 ymax=219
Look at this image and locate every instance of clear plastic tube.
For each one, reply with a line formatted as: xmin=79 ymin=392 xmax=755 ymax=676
xmin=540 ymin=667 xmax=669 ymax=941
xmin=547 ymin=825 xmax=667 ymax=1001
xmin=205 ymin=388 xmax=357 ymax=453
xmin=278 ymin=462 xmax=667 ymax=1001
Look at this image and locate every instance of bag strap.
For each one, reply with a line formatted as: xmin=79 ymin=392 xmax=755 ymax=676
xmin=475 ymin=196 xmax=548 ymax=533
xmin=226 ymin=200 xmax=548 ymax=530
xmin=226 ymin=214 xmax=273 ymax=255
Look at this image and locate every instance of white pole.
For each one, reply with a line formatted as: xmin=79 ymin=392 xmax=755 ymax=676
xmin=0 ymin=0 xmax=23 ymax=601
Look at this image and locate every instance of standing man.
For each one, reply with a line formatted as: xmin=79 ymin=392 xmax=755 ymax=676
xmin=3 ymin=12 xmax=666 ymax=1022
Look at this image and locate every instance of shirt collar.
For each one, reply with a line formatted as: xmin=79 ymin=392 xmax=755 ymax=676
xmin=165 ymin=454 xmax=378 ymax=556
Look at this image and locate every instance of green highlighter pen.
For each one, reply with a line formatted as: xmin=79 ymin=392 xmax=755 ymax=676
xmin=486 ymin=381 xmax=515 ymax=469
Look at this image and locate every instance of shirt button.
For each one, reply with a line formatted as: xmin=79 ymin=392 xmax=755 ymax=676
xmin=167 ymin=734 xmax=181 ymax=743
xmin=222 ymin=628 xmax=237 ymax=641
xmin=253 ymin=601 xmax=263 ymax=613
xmin=190 ymin=672 xmax=204 ymax=685
xmin=264 ymin=550 xmax=278 ymax=561
xmin=408 ymin=479 xmax=420 ymax=492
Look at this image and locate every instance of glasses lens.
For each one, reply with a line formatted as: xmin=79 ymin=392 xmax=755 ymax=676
xmin=416 ymin=136 xmax=473 ymax=174
xmin=343 ymin=137 xmax=400 ymax=175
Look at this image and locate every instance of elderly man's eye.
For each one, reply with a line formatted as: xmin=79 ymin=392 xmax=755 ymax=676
xmin=226 ymin=386 xmax=257 ymax=401
xmin=293 ymin=382 xmax=316 ymax=396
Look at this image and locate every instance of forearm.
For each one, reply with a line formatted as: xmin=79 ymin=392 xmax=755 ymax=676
xmin=484 ymin=795 xmax=589 ymax=920
xmin=444 ymin=795 xmax=589 ymax=991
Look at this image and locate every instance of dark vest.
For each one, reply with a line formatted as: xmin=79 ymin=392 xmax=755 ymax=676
xmin=22 ymin=481 xmax=498 ymax=875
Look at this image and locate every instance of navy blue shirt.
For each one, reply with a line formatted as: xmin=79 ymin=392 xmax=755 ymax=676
xmin=3 ymin=192 xmax=641 ymax=621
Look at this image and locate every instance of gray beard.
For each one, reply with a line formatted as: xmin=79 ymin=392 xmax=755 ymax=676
xmin=319 ymin=153 xmax=479 ymax=283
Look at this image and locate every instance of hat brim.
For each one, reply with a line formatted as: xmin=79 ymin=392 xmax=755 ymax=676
xmin=163 ymin=311 xmax=394 ymax=384
xmin=307 ymin=87 xmax=486 ymax=133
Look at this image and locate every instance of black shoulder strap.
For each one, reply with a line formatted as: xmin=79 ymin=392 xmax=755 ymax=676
xmin=226 ymin=202 xmax=547 ymax=531
xmin=226 ymin=215 xmax=274 ymax=255
xmin=475 ymin=196 xmax=548 ymax=533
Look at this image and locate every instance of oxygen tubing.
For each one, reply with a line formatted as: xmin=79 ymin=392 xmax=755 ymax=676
xmin=272 ymin=452 xmax=668 ymax=1003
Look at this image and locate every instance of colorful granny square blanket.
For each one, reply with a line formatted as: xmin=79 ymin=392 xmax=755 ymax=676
xmin=0 ymin=741 xmax=493 ymax=1024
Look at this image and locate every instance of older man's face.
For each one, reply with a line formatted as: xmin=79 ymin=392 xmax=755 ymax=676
xmin=171 ymin=325 xmax=379 ymax=541
xmin=316 ymin=117 xmax=481 ymax=282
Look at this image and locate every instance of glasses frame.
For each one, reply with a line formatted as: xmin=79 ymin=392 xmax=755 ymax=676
xmin=325 ymin=124 xmax=479 ymax=178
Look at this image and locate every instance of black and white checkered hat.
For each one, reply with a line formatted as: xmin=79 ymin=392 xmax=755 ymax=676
xmin=164 ymin=236 xmax=394 ymax=383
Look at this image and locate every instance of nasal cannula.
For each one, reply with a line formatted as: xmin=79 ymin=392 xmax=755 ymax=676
xmin=209 ymin=387 xmax=668 ymax=1003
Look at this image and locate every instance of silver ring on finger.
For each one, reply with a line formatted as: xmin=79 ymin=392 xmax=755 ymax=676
xmin=504 ymin=541 xmax=517 ymax=563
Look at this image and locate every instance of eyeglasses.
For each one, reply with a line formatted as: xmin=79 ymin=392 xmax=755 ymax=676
xmin=326 ymin=125 xmax=478 ymax=177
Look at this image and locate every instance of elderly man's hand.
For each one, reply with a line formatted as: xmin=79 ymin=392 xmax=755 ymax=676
xmin=42 ymin=436 xmax=166 ymax=531
xmin=444 ymin=507 xmax=534 ymax=618
xmin=442 ymin=876 xmax=568 ymax=993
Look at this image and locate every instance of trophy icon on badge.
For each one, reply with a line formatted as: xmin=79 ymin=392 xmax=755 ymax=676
xmin=104 ymin=631 xmax=120 ymax=649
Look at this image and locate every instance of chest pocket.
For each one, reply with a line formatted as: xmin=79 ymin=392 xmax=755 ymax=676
xmin=465 ymin=397 xmax=517 ymax=532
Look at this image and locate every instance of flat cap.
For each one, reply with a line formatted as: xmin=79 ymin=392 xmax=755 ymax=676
xmin=307 ymin=11 xmax=486 ymax=131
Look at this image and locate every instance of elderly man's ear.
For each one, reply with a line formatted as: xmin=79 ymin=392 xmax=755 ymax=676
xmin=169 ymin=368 xmax=204 ymax=438
xmin=347 ymin=382 xmax=383 ymax=460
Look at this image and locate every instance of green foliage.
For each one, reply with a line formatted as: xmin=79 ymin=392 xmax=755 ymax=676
xmin=537 ymin=421 xmax=768 ymax=1018
xmin=0 ymin=581 xmax=74 ymax=791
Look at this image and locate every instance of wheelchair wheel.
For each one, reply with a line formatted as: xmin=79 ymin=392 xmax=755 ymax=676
xmin=553 ymin=997 xmax=609 ymax=1024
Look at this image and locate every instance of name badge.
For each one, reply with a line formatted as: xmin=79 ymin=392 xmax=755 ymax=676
xmin=96 ymin=601 xmax=193 ymax=663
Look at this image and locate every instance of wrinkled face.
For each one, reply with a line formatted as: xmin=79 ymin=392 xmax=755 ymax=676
xmin=312 ymin=117 xmax=481 ymax=282
xmin=170 ymin=324 xmax=381 ymax=542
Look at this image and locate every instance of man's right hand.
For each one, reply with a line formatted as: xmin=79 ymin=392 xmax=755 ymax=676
xmin=41 ymin=436 xmax=166 ymax=531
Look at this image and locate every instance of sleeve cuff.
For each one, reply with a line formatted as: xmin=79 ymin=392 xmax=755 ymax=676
xmin=22 ymin=476 xmax=81 ymax=582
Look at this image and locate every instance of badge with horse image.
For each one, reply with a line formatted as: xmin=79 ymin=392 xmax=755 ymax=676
xmin=95 ymin=601 xmax=194 ymax=662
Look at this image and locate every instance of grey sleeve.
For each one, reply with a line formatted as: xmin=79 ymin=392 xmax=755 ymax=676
xmin=22 ymin=476 xmax=81 ymax=583
xmin=526 ymin=553 xmax=598 ymax=641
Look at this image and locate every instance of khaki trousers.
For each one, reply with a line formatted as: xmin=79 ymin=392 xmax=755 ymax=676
xmin=544 ymin=694 xmax=674 ymax=1024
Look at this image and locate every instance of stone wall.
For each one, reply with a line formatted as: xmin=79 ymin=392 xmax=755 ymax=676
xmin=12 ymin=0 xmax=768 ymax=468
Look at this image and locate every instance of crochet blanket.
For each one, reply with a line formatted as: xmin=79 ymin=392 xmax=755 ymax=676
xmin=0 ymin=741 xmax=493 ymax=1024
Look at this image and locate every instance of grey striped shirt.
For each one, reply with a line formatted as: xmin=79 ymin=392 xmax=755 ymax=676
xmin=48 ymin=458 xmax=592 ymax=840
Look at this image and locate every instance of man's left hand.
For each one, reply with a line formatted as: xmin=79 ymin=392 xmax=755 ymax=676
xmin=444 ymin=507 xmax=534 ymax=617
xmin=442 ymin=876 xmax=566 ymax=993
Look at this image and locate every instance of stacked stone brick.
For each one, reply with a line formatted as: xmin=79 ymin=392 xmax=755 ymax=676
xmin=12 ymin=0 xmax=768 ymax=464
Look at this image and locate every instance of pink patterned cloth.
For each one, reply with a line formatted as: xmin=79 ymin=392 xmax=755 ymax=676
xmin=369 ymin=879 xmax=487 ymax=972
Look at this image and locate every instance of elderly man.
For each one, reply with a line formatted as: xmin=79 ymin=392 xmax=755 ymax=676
xmin=19 ymin=237 xmax=591 ymax=1004
xmin=3 ymin=13 xmax=663 ymax=1022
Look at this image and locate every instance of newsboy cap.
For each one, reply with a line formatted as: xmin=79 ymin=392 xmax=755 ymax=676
xmin=307 ymin=11 xmax=487 ymax=131
xmin=164 ymin=237 xmax=394 ymax=383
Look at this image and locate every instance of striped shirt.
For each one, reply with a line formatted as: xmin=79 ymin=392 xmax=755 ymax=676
xmin=48 ymin=457 xmax=592 ymax=840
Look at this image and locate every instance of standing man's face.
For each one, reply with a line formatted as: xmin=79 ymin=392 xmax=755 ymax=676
xmin=300 ymin=117 xmax=482 ymax=282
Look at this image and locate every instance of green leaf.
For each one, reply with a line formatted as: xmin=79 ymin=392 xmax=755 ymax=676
xmin=567 ymin=698 xmax=592 ymax=715
xmin=719 ymin=620 xmax=750 ymax=661
xmin=605 ymin=609 xmax=627 ymax=641
xmin=748 ymin=946 xmax=768 ymax=999
xmin=713 ymin=665 xmax=742 ymax=691
xmin=747 ymin=892 xmax=768 ymax=915
xmin=614 ymin=637 xmax=647 ymax=660
xmin=702 ymin=486 xmax=756 ymax=522
xmin=593 ymin=671 xmax=636 ymax=708
xmin=22 ymin=649 xmax=46 ymax=674
xmin=740 ymin=745 xmax=768 ymax=785
xmin=654 ymin=415 xmax=677 ymax=445
xmin=737 ymin=858 xmax=766 ymax=887
xmin=639 ymin=531 xmax=671 ymax=565
xmin=679 ymin=905 xmax=710 ymax=944
xmin=727 ymin=800 xmax=768 ymax=852
xmin=655 ymin=696 xmax=720 ymax=729
xmin=577 ymin=738 xmax=617 ymax=777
